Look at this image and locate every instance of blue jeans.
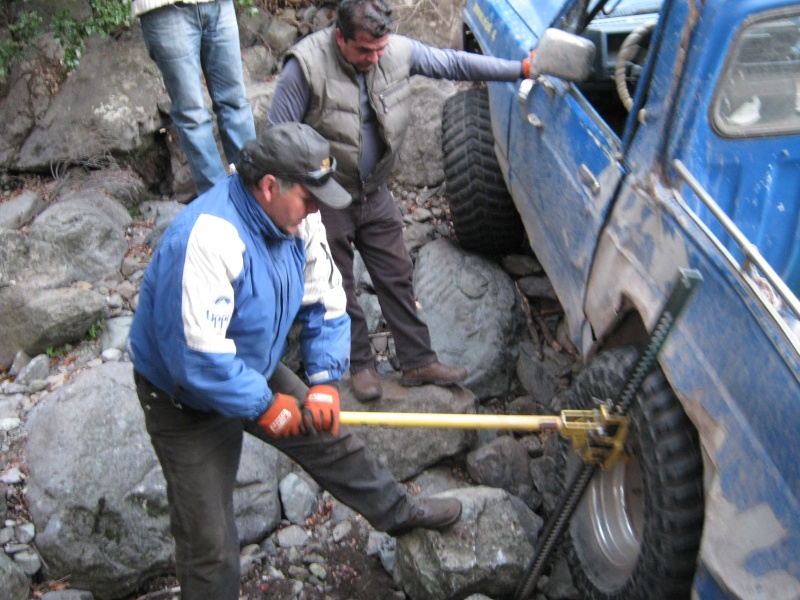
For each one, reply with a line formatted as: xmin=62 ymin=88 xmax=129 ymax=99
xmin=140 ymin=1 xmax=256 ymax=194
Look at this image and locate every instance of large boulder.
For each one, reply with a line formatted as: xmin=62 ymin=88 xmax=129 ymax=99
xmin=29 ymin=190 xmax=132 ymax=283
xmin=394 ymin=486 xmax=540 ymax=600
xmin=0 ymin=284 xmax=107 ymax=369
xmin=414 ymin=239 xmax=524 ymax=400
xmin=340 ymin=375 xmax=477 ymax=481
xmin=25 ymin=361 xmax=286 ymax=600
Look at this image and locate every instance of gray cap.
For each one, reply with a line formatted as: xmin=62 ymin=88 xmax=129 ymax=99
xmin=237 ymin=123 xmax=351 ymax=209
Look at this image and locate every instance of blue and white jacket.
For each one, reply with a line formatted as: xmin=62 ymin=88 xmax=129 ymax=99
xmin=126 ymin=175 xmax=350 ymax=420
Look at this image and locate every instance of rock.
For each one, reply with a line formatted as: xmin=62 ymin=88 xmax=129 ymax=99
xmin=29 ymin=190 xmax=131 ymax=283
xmin=394 ymin=487 xmax=540 ymax=600
xmin=0 ymin=190 xmax=46 ymax=230
xmin=340 ymin=376 xmax=477 ymax=481
xmin=0 ymin=284 xmax=107 ymax=369
xmin=0 ymin=552 xmax=29 ymax=600
xmin=0 ymin=229 xmax=74 ymax=289
xmin=466 ymin=435 xmax=541 ymax=510
xmin=279 ymin=472 xmax=317 ymax=526
xmin=414 ymin=239 xmax=524 ymax=400
xmin=24 ymin=362 xmax=284 ymax=599
xmin=276 ymin=525 xmax=311 ymax=548
xmin=391 ymin=78 xmax=456 ymax=187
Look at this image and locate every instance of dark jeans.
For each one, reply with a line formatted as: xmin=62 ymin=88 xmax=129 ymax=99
xmin=135 ymin=363 xmax=412 ymax=600
xmin=319 ymin=185 xmax=438 ymax=373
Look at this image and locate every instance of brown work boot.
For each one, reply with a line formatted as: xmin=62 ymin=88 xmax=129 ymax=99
xmin=401 ymin=361 xmax=467 ymax=387
xmin=387 ymin=496 xmax=463 ymax=536
xmin=350 ymin=365 xmax=382 ymax=402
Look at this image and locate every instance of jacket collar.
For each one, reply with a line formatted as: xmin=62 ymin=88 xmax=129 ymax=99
xmin=229 ymin=175 xmax=296 ymax=242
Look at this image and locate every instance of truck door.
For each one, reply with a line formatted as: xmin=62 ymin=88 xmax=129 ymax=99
xmin=506 ymin=16 xmax=630 ymax=347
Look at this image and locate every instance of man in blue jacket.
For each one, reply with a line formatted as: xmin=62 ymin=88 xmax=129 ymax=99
xmin=127 ymin=122 xmax=462 ymax=599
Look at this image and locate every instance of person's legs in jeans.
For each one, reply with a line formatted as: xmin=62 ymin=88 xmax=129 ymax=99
xmin=246 ymin=364 xmax=415 ymax=531
xmin=199 ymin=0 xmax=256 ymax=167
xmin=135 ymin=372 xmax=243 ymax=600
xmin=140 ymin=3 xmax=228 ymax=193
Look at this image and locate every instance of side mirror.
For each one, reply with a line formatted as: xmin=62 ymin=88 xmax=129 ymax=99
xmin=527 ymin=28 xmax=596 ymax=82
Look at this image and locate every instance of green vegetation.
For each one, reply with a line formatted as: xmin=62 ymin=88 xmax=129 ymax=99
xmin=85 ymin=319 xmax=104 ymax=341
xmin=0 ymin=9 xmax=42 ymax=80
xmin=0 ymin=0 xmax=131 ymax=80
xmin=45 ymin=345 xmax=66 ymax=358
xmin=52 ymin=1 xmax=131 ymax=73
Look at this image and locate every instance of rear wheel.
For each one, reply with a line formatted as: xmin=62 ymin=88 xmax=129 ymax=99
xmin=553 ymin=347 xmax=704 ymax=599
xmin=441 ymin=87 xmax=525 ymax=255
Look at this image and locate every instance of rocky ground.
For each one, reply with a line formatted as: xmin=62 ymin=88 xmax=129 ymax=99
xmin=1 ymin=174 xmax=560 ymax=600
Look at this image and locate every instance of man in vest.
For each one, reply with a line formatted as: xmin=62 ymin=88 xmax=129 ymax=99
xmin=268 ymin=0 xmax=534 ymax=401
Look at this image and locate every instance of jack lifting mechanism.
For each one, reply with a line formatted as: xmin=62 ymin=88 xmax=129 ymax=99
xmin=340 ymin=268 xmax=703 ymax=600
xmin=341 ymin=267 xmax=703 ymax=471
xmin=340 ymin=405 xmax=630 ymax=470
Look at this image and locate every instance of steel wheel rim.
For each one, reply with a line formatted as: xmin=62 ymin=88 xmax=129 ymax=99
xmin=569 ymin=456 xmax=644 ymax=589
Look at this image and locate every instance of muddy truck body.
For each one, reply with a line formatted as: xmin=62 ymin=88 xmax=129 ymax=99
xmin=441 ymin=0 xmax=800 ymax=598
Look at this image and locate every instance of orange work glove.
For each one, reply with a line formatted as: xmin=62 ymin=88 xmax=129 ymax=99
xmin=301 ymin=384 xmax=341 ymax=437
xmin=522 ymin=49 xmax=536 ymax=79
xmin=257 ymin=393 xmax=303 ymax=438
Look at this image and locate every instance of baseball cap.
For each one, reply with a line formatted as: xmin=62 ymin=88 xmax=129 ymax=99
xmin=237 ymin=123 xmax=352 ymax=209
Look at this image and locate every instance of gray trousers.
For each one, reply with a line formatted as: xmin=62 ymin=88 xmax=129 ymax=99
xmin=319 ymin=185 xmax=438 ymax=373
xmin=135 ymin=363 xmax=412 ymax=600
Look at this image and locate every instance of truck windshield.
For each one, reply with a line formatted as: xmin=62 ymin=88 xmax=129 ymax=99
xmin=713 ymin=11 xmax=800 ymax=137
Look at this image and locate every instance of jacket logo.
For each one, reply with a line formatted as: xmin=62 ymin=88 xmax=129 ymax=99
xmin=207 ymin=296 xmax=232 ymax=332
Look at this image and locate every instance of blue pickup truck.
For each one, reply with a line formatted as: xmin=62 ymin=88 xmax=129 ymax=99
xmin=441 ymin=0 xmax=800 ymax=598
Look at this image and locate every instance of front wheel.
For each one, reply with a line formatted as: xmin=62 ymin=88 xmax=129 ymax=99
xmin=441 ymin=87 xmax=525 ymax=255
xmin=554 ymin=347 xmax=704 ymax=599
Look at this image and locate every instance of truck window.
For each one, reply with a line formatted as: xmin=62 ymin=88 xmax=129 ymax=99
xmin=578 ymin=0 xmax=662 ymax=134
xmin=713 ymin=12 xmax=800 ymax=137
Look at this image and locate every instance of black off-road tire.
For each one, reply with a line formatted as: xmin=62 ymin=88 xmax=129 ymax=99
xmin=441 ymin=88 xmax=525 ymax=255
xmin=550 ymin=347 xmax=704 ymax=600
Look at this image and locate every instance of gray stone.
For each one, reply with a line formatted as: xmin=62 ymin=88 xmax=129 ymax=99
xmin=14 ymin=547 xmax=42 ymax=575
xmin=414 ymin=239 xmax=523 ymax=400
xmin=501 ymin=254 xmax=544 ymax=277
xmin=516 ymin=340 xmax=559 ymax=410
xmin=14 ymin=353 xmax=50 ymax=385
xmin=40 ymin=590 xmax=95 ymax=600
xmin=340 ymin=376 xmax=477 ymax=481
xmin=100 ymin=315 xmax=133 ymax=352
xmin=29 ymin=191 xmax=131 ymax=283
xmin=466 ymin=436 xmax=541 ymax=510
xmin=0 ymin=284 xmax=106 ymax=369
xmin=16 ymin=33 xmax=164 ymax=171
xmin=0 ymin=551 xmax=29 ymax=600
xmin=0 ymin=190 xmax=46 ymax=230
xmin=391 ymin=78 xmax=456 ymax=187
xmin=24 ymin=362 xmax=283 ymax=599
xmin=394 ymin=487 xmax=539 ymax=600
xmin=279 ymin=472 xmax=317 ymax=526
xmin=276 ymin=525 xmax=311 ymax=548
xmin=0 ymin=229 xmax=74 ymax=289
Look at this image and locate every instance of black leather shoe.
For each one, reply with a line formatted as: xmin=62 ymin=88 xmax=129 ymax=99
xmin=387 ymin=497 xmax=463 ymax=536
xmin=351 ymin=366 xmax=382 ymax=402
xmin=402 ymin=361 xmax=467 ymax=387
